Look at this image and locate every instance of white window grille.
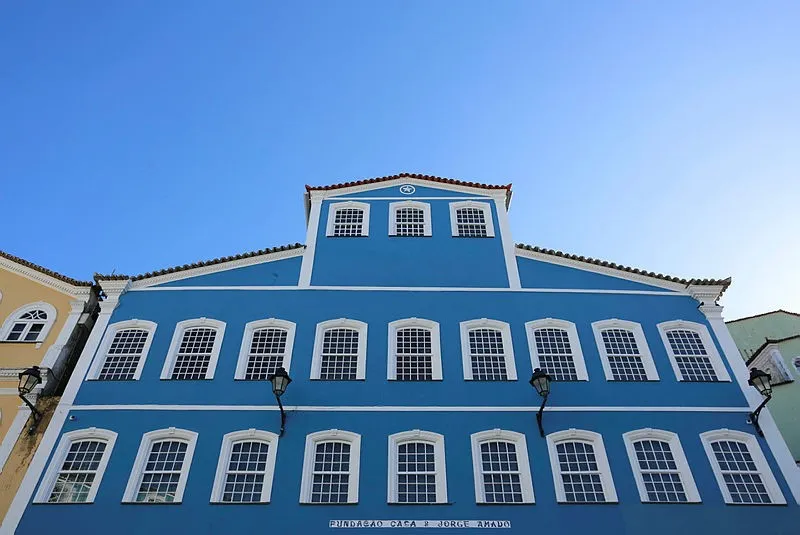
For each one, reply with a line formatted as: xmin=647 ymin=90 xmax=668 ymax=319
xmin=449 ymin=201 xmax=495 ymax=238
xmin=388 ymin=318 xmax=442 ymax=381
xmin=592 ymin=319 xmax=658 ymax=381
xmin=389 ymin=201 xmax=432 ymax=237
xmin=0 ymin=302 xmax=57 ymax=342
xmin=211 ymin=430 xmax=279 ymax=503
xmin=160 ymin=318 xmax=226 ymax=380
xmin=526 ymin=319 xmax=588 ymax=381
xmin=657 ymin=321 xmax=730 ymax=382
xmin=388 ymin=430 xmax=447 ymax=504
xmin=235 ymin=319 xmax=296 ymax=380
xmin=311 ymin=319 xmax=367 ymax=380
xmin=88 ymin=320 xmax=157 ymax=381
xmin=460 ymin=319 xmax=517 ymax=381
xmin=470 ymin=430 xmax=534 ymax=504
xmin=326 ymin=201 xmax=370 ymax=237
xmin=123 ymin=428 xmax=198 ymax=504
xmin=546 ymin=429 xmax=617 ymax=503
xmin=300 ymin=430 xmax=361 ymax=504
xmin=623 ymin=429 xmax=700 ymax=503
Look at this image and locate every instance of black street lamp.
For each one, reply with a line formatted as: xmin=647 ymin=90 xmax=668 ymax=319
xmin=529 ymin=368 xmax=551 ymax=438
xmin=267 ymin=367 xmax=292 ymax=436
xmin=747 ymin=368 xmax=772 ymax=437
xmin=18 ymin=366 xmax=42 ymax=433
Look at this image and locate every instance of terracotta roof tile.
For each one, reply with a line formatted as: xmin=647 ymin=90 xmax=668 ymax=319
xmin=306 ymin=172 xmax=511 ymax=193
xmin=95 ymin=243 xmax=305 ymax=282
xmin=0 ymin=250 xmax=93 ymax=287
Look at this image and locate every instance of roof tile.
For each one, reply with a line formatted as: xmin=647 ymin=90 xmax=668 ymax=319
xmin=0 ymin=250 xmax=92 ymax=287
xmin=306 ymin=172 xmax=511 ymax=193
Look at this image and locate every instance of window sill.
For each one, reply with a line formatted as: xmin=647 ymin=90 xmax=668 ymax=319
xmin=300 ymin=502 xmax=359 ymax=506
xmin=121 ymin=501 xmax=182 ymax=505
xmin=32 ymin=501 xmax=95 ymax=506
xmin=388 ymin=502 xmax=453 ymax=506
xmin=210 ymin=501 xmax=270 ymax=505
xmin=0 ymin=340 xmax=41 ymax=345
xmin=556 ymin=501 xmax=619 ymax=505
xmin=476 ymin=502 xmax=534 ymax=506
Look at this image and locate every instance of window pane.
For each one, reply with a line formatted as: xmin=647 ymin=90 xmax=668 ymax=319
xmin=333 ymin=209 xmax=364 ymax=237
xmin=48 ymin=440 xmax=107 ymax=503
xmin=397 ymin=442 xmax=437 ymax=503
xmin=534 ymin=328 xmax=578 ymax=381
xmin=222 ymin=441 xmax=269 ymax=503
xmin=456 ymin=208 xmax=488 ymax=237
xmin=711 ymin=440 xmax=771 ymax=504
xmin=98 ymin=329 xmax=149 ymax=381
xmin=320 ymin=328 xmax=359 ymax=380
xmin=245 ymin=328 xmax=287 ymax=380
xmin=602 ymin=329 xmax=648 ymax=381
xmin=136 ymin=440 xmax=188 ymax=503
xmin=480 ymin=441 xmax=523 ymax=503
xmin=396 ymin=328 xmax=433 ymax=381
xmin=633 ymin=440 xmax=687 ymax=502
xmin=171 ymin=328 xmax=216 ymax=380
xmin=395 ymin=208 xmax=425 ymax=237
xmin=667 ymin=330 xmax=718 ymax=382
xmin=311 ymin=441 xmax=351 ymax=503
xmin=556 ymin=441 xmax=606 ymax=503
xmin=469 ymin=329 xmax=507 ymax=380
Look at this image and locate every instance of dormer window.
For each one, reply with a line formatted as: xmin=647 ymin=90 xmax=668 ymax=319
xmin=449 ymin=201 xmax=495 ymax=238
xmin=389 ymin=201 xmax=432 ymax=237
xmin=326 ymin=201 xmax=370 ymax=237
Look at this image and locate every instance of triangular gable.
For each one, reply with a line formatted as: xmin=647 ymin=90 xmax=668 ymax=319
xmin=330 ymin=183 xmax=490 ymax=199
xmin=0 ymin=250 xmax=92 ymax=297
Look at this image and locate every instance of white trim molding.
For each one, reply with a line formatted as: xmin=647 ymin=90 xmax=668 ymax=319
xmin=470 ymin=429 xmax=534 ymax=504
xmin=122 ymin=427 xmax=198 ymax=503
xmin=326 ymin=201 xmax=371 ymax=237
xmin=0 ymin=255 xmax=91 ymax=297
xmin=210 ymin=429 xmax=279 ymax=503
xmin=307 ymin=177 xmax=509 ymax=203
xmin=591 ymin=319 xmax=659 ymax=381
xmin=546 ymin=429 xmax=618 ymax=503
xmin=525 ymin=318 xmax=588 ymax=381
xmin=311 ymin=318 xmax=368 ymax=380
xmin=299 ymin=197 xmax=322 ymax=287
xmin=87 ymin=319 xmax=157 ymax=381
xmin=33 ymin=428 xmax=117 ymax=504
xmin=0 ymin=301 xmax=58 ymax=343
xmin=389 ymin=200 xmax=432 ymax=237
xmin=387 ymin=318 xmax=442 ymax=381
xmin=460 ymin=319 xmax=517 ymax=381
xmin=657 ymin=320 xmax=731 ymax=382
xmin=700 ymin=429 xmax=786 ymax=505
xmin=235 ymin=318 xmax=296 ymax=380
xmin=449 ymin=201 xmax=495 ymax=238
xmin=160 ymin=318 xmax=226 ymax=380
xmin=300 ymin=429 xmax=362 ymax=504
xmin=622 ymin=428 xmax=700 ymax=503
xmin=388 ymin=430 xmax=447 ymax=504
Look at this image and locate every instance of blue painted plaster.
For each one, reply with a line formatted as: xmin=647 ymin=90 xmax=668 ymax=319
xmin=517 ymin=256 xmax=676 ymax=292
xmin=154 ymin=255 xmax=302 ymax=287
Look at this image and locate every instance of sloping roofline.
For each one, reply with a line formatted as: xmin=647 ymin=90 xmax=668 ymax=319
xmin=745 ymin=335 xmax=800 ymax=365
xmin=726 ymin=309 xmax=800 ymax=325
xmin=0 ymin=250 xmax=93 ymax=295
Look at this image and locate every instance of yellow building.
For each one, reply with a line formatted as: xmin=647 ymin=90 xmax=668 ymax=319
xmin=0 ymin=251 xmax=98 ymax=520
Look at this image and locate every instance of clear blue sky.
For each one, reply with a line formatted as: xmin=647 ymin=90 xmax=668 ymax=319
xmin=1 ymin=1 xmax=798 ymax=319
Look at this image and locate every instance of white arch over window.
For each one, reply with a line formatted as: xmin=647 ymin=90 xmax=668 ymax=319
xmin=470 ymin=429 xmax=534 ymax=504
xmin=122 ymin=427 xmax=198 ymax=503
xmin=34 ymin=428 xmax=117 ymax=504
xmin=591 ymin=319 xmax=658 ymax=381
xmin=0 ymin=301 xmax=57 ymax=343
xmin=449 ymin=201 xmax=495 ymax=238
xmin=326 ymin=201 xmax=370 ymax=237
xmin=546 ymin=429 xmax=617 ymax=503
xmin=87 ymin=319 xmax=157 ymax=381
xmin=622 ymin=428 xmax=700 ymax=503
xmin=160 ymin=318 xmax=226 ymax=380
xmin=460 ymin=319 xmax=517 ymax=381
xmin=311 ymin=318 xmax=368 ymax=380
xmin=388 ymin=430 xmax=447 ymax=504
xmin=389 ymin=200 xmax=432 ymax=237
xmin=700 ymin=429 xmax=785 ymax=505
xmin=525 ymin=318 xmax=588 ymax=381
xmin=793 ymin=357 xmax=800 ymax=377
xmin=387 ymin=318 xmax=442 ymax=380
xmin=210 ymin=429 xmax=279 ymax=503
xmin=657 ymin=320 xmax=731 ymax=382
xmin=235 ymin=318 xmax=296 ymax=380
xmin=300 ymin=429 xmax=362 ymax=504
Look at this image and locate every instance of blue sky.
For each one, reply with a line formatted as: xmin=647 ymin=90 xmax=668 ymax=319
xmin=1 ymin=1 xmax=798 ymax=319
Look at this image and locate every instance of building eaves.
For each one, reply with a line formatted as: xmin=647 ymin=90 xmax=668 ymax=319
xmin=726 ymin=309 xmax=800 ymax=325
xmin=94 ymin=243 xmax=305 ymax=282
xmin=0 ymin=250 xmax=93 ymax=287
xmin=745 ymin=335 xmax=800 ymax=365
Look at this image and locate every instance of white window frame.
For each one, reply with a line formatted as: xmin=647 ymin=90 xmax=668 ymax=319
xmin=460 ymin=318 xmax=517 ymax=381
xmin=546 ymin=428 xmax=618 ymax=503
xmin=160 ymin=318 xmax=226 ymax=380
xmin=234 ymin=318 xmax=296 ymax=380
xmin=34 ymin=428 xmax=118 ymax=504
xmin=387 ymin=318 xmax=442 ymax=380
xmin=622 ymin=428 xmax=701 ymax=503
xmin=388 ymin=430 xmax=448 ymax=504
xmin=210 ymin=429 xmax=279 ymax=503
xmin=122 ymin=427 xmax=198 ymax=503
xmin=591 ymin=319 xmax=659 ymax=381
xmin=389 ymin=200 xmax=432 ymax=237
xmin=793 ymin=357 xmax=800 ymax=377
xmin=449 ymin=201 xmax=495 ymax=238
xmin=299 ymin=429 xmax=362 ymax=504
xmin=87 ymin=319 xmax=158 ymax=381
xmin=310 ymin=318 xmax=368 ymax=380
xmin=0 ymin=301 xmax=58 ymax=343
xmin=525 ymin=318 xmax=588 ymax=381
xmin=325 ymin=201 xmax=370 ymax=237
xmin=657 ymin=320 xmax=731 ymax=382
xmin=470 ymin=429 xmax=535 ymax=504
xmin=699 ymin=429 xmax=786 ymax=505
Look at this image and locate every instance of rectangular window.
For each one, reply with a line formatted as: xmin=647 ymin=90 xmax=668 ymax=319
xmin=222 ymin=441 xmax=270 ymax=503
xmin=48 ymin=440 xmax=107 ymax=503
xmin=633 ymin=440 xmax=687 ymax=503
xmin=556 ymin=442 xmax=606 ymax=503
xmin=534 ymin=328 xmax=578 ymax=381
xmin=455 ymin=208 xmax=488 ymax=237
xmin=397 ymin=442 xmax=437 ymax=503
xmin=469 ymin=329 xmax=508 ymax=380
xmin=667 ymin=330 xmax=718 ymax=382
xmin=333 ymin=209 xmax=364 ymax=237
xmin=245 ymin=328 xmax=287 ymax=380
xmin=98 ymin=329 xmax=149 ymax=381
xmin=171 ymin=328 xmax=216 ymax=380
xmin=711 ymin=441 xmax=772 ymax=504
xmin=311 ymin=441 xmax=351 ymax=503
xmin=395 ymin=208 xmax=425 ymax=237
xmin=320 ymin=328 xmax=359 ymax=380
xmin=136 ymin=440 xmax=188 ymax=503
xmin=396 ymin=328 xmax=433 ymax=381
xmin=602 ymin=329 xmax=648 ymax=381
xmin=480 ymin=441 xmax=523 ymax=503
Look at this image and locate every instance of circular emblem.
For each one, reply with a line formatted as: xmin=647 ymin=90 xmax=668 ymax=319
xmin=399 ymin=184 xmax=416 ymax=195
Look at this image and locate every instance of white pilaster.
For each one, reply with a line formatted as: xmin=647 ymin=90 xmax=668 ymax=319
xmin=0 ymin=406 xmax=32 ymax=473
xmin=298 ymin=196 xmax=323 ymax=288
xmin=493 ymin=195 xmax=521 ymax=289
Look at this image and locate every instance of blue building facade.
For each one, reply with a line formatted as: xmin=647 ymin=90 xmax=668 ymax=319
xmin=5 ymin=173 xmax=800 ymax=534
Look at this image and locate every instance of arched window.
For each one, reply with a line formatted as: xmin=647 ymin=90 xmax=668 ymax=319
xmin=449 ymin=201 xmax=495 ymax=238
xmin=235 ymin=319 xmax=296 ymax=380
xmin=210 ymin=429 xmax=279 ymax=503
xmin=700 ymin=429 xmax=785 ymax=505
xmin=160 ymin=318 xmax=226 ymax=380
xmin=388 ymin=318 xmax=442 ymax=380
xmin=657 ymin=320 xmax=730 ymax=382
xmin=460 ymin=319 xmax=517 ymax=381
xmin=389 ymin=201 xmax=432 ymax=237
xmin=592 ymin=319 xmax=658 ymax=381
xmin=388 ymin=430 xmax=447 ymax=504
xmin=122 ymin=428 xmax=198 ymax=503
xmin=326 ymin=201 xmax=370 ymax=237
xmin=87 ymin=320 xmax=157 ymax=381
xmin=299 ymin=429 xmax=362 ymax=504
xmin=526 ymin=318 xmax=588 ymax=381
xmin=622 ymin=429 xmax=700 ymax=503
xmin=470 ymin=429 xmax=534 ymax=504
xmin=793 ymin=357 xmax=800 ymax=376
xmin=1 ymin=302 xmax=57 ymax=343
xmin=34 ymin=428 xmax=117 ymax=504
xmin=311 ymin=319 xmax=367 ymax=380
xmin=546 ymin=429 xmax=617 ymax=503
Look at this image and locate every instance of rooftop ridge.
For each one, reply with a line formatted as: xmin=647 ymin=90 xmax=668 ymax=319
xmin=0 ymin=250 xmax=93 ymax=287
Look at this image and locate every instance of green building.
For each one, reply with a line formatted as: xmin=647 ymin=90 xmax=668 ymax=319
xmin=727 ymin=310 xmax=800 ymax=464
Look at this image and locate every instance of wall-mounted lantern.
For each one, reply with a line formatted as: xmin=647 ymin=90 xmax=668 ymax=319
xmin=18 ymin=366 xmax=42 ymax=433
xmin=529 ymin=368 xmax=551 ymax=437
xmin=268 ymin=367 xmax=292 ymax=436
xmin=747 ymin=367 xmax=772 ymax=437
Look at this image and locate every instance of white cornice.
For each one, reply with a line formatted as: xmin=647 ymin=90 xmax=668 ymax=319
xmin=129 ymin=246 xmax=305 ymax=289
xmin=308 ymin=177 xmax=509 ymax=204
xmin=0 ymin=256 xmax=90 ymax=298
